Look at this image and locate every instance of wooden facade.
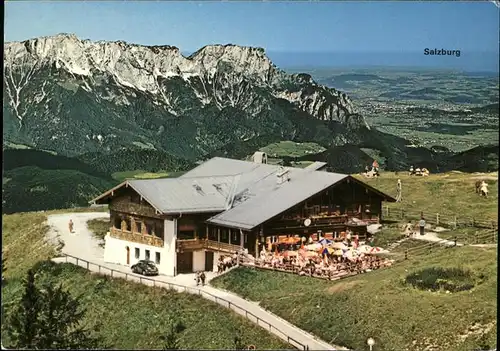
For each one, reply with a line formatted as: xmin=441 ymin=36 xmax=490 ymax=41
xmin=256 ymin=178 xmax=385 ymax=250
xmin=108 ymin=188 xmax=165 ymax=248
xmin=104 ymin=187 xmax=244 ymax=258
xmin=100 ymin=175 xmax=391 ymax=265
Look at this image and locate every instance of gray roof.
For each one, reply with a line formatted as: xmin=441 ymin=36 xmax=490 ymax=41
xmin=125 ymin=176 xmax=236 ymax=213
xmin=207 ymin=170 xmax=347 ymax=230
xmin=92 ymin=157 xmax=394 ymax=228
xmin=304 ymin=161 xmax=328 ymax=171
xmin=181 ymin=157 xmax=267 ymax=178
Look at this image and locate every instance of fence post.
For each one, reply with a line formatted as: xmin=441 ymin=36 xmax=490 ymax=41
xmin=76 ymin=258 xmax=79 ymax=266
xmin=65 ymin=256 xmax=68 ymax=263
xmin=436 ymin=213 xmax=439 ymax=226
xmin=400 ymin=209 xmax=404 ymax=219
xmin=86 ymin=262 xmax=89 ymax=270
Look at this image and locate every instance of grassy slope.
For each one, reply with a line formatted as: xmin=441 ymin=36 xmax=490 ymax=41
xmin=259 ymin=141 xmax=326 ymax=158
xmin=87 ymin=218 xmax=109 ymax=248
xmin=111 ymin=170 xmax=186 ymax=182
xmin=211 ymin=171 xmax=498 ymax=351
xmin=212 ymin=246 xmax=497 ymax=351
xmin=355 ymin=171 xmax=498 ymax=220
xmin=353 ymin=171 xmax=498 ymax=249
xmin=1 ymin=211 xmax=289 ymax=349
xmin=2 ymin=166 xmax=117 ymax=214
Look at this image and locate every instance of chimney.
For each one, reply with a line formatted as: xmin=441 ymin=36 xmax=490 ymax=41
xmin=276 ymin=167 xmax=290 ymax=185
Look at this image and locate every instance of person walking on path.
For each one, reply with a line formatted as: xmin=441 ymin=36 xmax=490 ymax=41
xmin=396 ymin=179 xmax=402 ymax=202
xmin=68 ymin=219 xmax=74 ymax=233
xmin=200 ymin=271 xmax=206 ymax=286
xmin=419 ymin=217 xmax=426 ymax=236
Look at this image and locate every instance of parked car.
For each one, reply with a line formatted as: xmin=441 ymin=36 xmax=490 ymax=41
xmin=131 ymin=260 xmax=159 ymax=276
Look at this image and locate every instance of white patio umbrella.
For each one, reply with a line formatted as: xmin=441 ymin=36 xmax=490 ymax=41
xmin=306 ymin=243 xmax=322 ymax=251
xmin=356 ymin=245 xmax=373 ymax=254
xmin=331 ymin=242 xmax=348 ymax=250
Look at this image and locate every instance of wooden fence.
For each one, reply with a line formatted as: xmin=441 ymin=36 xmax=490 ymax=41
xmin=58 ymin=253 xmax=308 ymax=351
xmin=382 ymin=206 xmax=498 ymax=230
xmin=398 ymin=230 xmax=498 ymax=261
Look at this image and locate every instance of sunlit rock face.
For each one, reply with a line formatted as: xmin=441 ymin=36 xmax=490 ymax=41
xmin=4 ymin=34 xmax=369 ymax=158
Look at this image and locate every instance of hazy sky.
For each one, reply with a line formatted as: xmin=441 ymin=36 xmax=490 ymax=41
xmin=5 ymin=1 xmax=499 ymax=54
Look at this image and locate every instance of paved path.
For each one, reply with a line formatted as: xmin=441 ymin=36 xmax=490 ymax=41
xmin=46 ymin=212 xmax=345 ymax=351
xmin=409 ymin=231 xmax=463 ymax=247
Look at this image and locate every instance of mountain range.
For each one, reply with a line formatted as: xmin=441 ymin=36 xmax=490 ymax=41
xmin=2 ymin=34 xmax=498 ymax=213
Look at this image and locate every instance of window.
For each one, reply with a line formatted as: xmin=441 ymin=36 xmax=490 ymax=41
xmin=145 ymin=250 xmax=150 ymax=261
xmin=155 ymin=252 xmax=161 ymax=264
xmin=135 ymin=248 xmax=140 ymax=259
xmin=130 ymin=194 xmax=141 ymax=204
xmin=113 ymin=216 xmax=121 ymax=229
xmin=208 ymin=227 xmax=217 ymax=241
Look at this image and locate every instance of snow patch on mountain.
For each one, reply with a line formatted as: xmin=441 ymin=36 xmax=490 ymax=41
xmin=4 ymin=33 xmax=369 ymax=130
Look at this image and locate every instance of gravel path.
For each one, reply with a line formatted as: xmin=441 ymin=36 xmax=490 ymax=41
xmin=46 ymin=212 xmax=344 ymax=351
xmin=410 ymin=231 xmax=463 ymax=247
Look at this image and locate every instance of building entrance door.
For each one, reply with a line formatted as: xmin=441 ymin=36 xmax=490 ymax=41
xmin=126 ymin=246 xmax=130 ymax=265
xmin=205 ymin=251 xmax=214 ymax=271
xmin=177 ymin=252 xmax=193 ymax=274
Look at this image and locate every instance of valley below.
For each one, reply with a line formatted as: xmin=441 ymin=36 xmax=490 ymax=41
xmin=2 ymin=35 xmax=499 ymax=214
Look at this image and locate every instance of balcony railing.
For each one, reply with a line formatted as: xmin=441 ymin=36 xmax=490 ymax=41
xmin=205 ymin=240 xmax=242 ymax=253
xmin=176 ymin=239 xmax=206 ymax=251
xmin=271 ymin=214 xmax=349 ymax=230
xmin=109 ymin=227 xmax=164 ymax=248
xmin=177 ymin=238 xmax=242 ymax=254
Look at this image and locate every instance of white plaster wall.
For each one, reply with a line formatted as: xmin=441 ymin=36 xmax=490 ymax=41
xmin=103 ymin=234 xmax=168 ymax=272
xmin=163 ymin=218 xmax=177 ymax=276
xmin=103 ymin=217 xmax=177 ymax=276
xmin=193 ymin=250 xmax=205 ymax=272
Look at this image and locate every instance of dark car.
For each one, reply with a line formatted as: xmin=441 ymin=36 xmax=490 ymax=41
xmin=131 ymin=260 xmax=159 ymax=276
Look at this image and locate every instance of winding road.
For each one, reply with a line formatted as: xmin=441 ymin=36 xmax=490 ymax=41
xmin=46 ymin=212 xmax=344 ymax=351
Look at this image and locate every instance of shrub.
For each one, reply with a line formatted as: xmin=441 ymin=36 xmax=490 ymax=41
xmin=405 ymin=267 xmax=476 ymax=292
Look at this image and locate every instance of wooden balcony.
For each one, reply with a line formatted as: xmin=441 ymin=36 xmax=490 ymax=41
xmin=176 ymin=239 xmax=206 ymax=251
xmin=271 ymin=214 xmax=349 ymax=230
xmin=109 ymin=227 xmax=164 ymax=248
xmin=177 ymin=238 xmax=242 ymax=254
xmin=205 ymin=240 xmax=242 ymax=254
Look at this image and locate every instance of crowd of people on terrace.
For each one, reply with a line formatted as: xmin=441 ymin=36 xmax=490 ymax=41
xmin=251 ymin=230 xmax=393 ymax=280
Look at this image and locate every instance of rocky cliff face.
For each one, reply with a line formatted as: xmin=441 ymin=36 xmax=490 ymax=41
xmin=3 ymin=34 xmax=370 ymax=159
